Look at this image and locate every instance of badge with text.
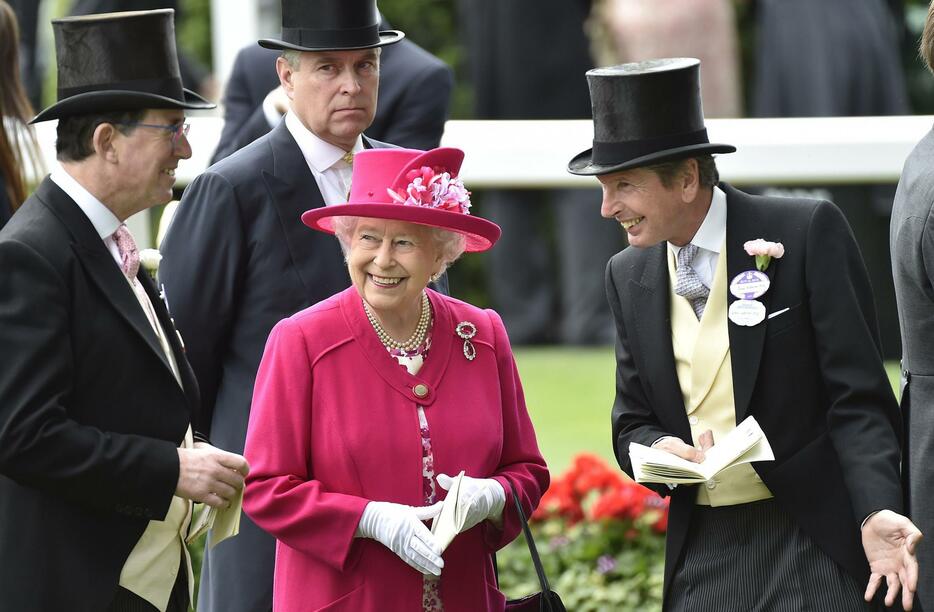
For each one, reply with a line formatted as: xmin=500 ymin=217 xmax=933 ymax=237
xmin=729 ymin=270 xmax=770 ymax=300
xmin=729 ymin=299 xmax=766 ymax=327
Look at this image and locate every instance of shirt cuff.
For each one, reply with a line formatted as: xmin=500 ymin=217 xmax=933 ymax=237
xmin=262 ymin=92 xmax=284 ymax=129
xmin=651 ymin=435 xmax=678 ymax=447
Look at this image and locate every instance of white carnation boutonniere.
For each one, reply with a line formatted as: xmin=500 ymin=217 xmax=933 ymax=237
xmin=743 ymin=239 xmax=785 ymax=272
xmin=139 ymin=248 xmax=163 ymax=281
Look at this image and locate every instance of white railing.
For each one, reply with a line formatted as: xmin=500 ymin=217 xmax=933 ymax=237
xmin=26 ymin=115 xmax=933 ymax=246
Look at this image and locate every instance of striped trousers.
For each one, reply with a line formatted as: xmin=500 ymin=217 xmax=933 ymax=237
xmin=667 ymin=499 xmax=875 ymax=612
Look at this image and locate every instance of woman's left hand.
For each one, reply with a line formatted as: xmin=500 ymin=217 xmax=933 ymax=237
xmin=437 ymin=473 xmax=506 ymax=532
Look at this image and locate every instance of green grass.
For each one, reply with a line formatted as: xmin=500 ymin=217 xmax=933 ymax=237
xmin=514 ymin=347 xmax=903 ymax=474
xmin=514 ymin=347 xmax=617 ymax=473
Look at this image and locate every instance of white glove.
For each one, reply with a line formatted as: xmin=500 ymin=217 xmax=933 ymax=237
xmin=356 ymin=501 xmax=444 ymax=575
xmin=437 ymin=473 xmax=506 ymax=532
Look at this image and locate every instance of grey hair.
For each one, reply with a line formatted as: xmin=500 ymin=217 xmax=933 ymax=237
xmin=331 ymin=216 xmax=467 ymax=275
xmin=281 ymin=46 xmax=382 ymax=72
xmin=923 ymin=0 xmax=934 ymax=74
xmin=281 ymin=49 xmax=302 ymax=70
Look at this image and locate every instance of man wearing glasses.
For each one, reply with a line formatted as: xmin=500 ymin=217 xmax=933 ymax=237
xmin=0 ymin=10 xmax=249 ymax=612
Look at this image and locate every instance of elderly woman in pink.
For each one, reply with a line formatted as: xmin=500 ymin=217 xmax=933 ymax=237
xmin=242 ymin=147 xmax=550 ymax=611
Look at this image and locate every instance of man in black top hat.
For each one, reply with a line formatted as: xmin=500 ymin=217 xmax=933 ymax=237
xmin=570 ymin=58 xmax=921 ymax=610
xmin=159 ymin=1 xmax=431 ymax=610
xmin=209 ymin=14 xmax=452 ymax=164
xmin=0 ymin=9 xmax=249 ymax=612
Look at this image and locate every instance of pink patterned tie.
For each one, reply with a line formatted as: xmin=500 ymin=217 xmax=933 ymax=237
xmin=112 ymin=224 xmax=139 ymax=279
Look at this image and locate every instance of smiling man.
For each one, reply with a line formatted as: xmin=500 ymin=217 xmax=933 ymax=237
xmin=0 ymin=10 xmax=250 ymax=612
xmin=158 ymin=1 xmax=425 ymax=611
xmin=570 ymin=59 xmax=921 ymax=611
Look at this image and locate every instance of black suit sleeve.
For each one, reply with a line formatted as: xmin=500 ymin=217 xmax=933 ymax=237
xmin=160 ymin=172 xmax=246 ymax=437
xmin=606 ymin=256 xmax=673 ymax=497
xmin=211 ymin=105 xmax=279 ymax=164
xmin=210 ymin=49 xmax=278 ymax=164
xmin=0 ymin=239 xmax=179 ymax=517
xmin=377 ymin=62 xmax=453 ymax=150
xmin=805 ymin=200 xmax=903 ymax=521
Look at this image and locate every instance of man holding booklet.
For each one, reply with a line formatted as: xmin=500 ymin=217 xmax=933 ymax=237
xmin=568 ymin=58 xmax=921 ymax=610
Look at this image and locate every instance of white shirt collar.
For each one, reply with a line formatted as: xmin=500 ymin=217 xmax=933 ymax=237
xmin=284 ymin=111 xmax=364 ymax=173
xmin=49 ymin=165 xmax=121 ymax=240
xmin=668 ymin=185 xmax=727 ymax=256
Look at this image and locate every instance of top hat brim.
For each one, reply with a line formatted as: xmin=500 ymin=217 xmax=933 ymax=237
xmin=30 ymin=88 xmax=215 ymax=124
xmin=302 ymin=203 xmax=501 ymax=253
xmin=567 ymin=142 xmax=736 ymax=176
xmin=258 ymin=30 xmax=404 ymax=52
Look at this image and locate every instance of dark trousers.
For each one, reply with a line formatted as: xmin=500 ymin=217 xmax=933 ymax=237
xmin=484 ymin=188 xmax=624 ymax=345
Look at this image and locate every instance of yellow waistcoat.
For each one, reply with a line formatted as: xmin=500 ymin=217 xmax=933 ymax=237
xmin=668 ymin=243 xmax=772 ymax=506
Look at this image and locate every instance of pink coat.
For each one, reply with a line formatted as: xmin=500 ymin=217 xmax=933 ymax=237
xmin=243 ymin=287 xmax=550 ymax=611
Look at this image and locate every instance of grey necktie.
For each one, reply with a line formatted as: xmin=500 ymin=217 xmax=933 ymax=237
xmin=675 ymin=244 xmax=709 ymax=319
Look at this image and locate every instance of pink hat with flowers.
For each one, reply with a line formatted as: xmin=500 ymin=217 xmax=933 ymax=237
xmin=301 ymin=147 xmax=501 ymax=252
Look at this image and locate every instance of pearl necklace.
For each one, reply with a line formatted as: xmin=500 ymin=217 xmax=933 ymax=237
xmin=363 ymin=292 xmax=431 ymax=352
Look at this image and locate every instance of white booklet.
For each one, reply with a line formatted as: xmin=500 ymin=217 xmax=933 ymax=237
xmin=430 ymin=470 xmax=467 ymax=552
xmin=629 ymin=416 xmax=774 ymax=484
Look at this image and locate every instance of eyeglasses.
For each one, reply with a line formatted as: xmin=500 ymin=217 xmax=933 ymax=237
xmin=114 ymin=121 xmax=191 ymax=149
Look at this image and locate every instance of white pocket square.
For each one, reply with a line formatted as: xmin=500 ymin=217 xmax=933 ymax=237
xmin=767 ymin=307 xmax=791 ymax=320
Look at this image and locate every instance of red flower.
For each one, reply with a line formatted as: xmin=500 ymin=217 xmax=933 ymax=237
xmin=533 ymin=477 xmax=583 ymax=524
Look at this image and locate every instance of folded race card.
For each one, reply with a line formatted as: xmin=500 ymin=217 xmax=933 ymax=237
xmin=186 ymin=486 xmax=243 ymax=549
xmin=629 ymin=416 xmax=774 ymax=484
xmin=430 ymin=470 xmax=466 ymax=552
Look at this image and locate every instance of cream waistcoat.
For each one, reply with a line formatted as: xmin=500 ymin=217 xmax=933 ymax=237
xmin=118 ymin=276 xmax=194 ymax=611
xmin=668 ymin=242 xmax=772 ymax=506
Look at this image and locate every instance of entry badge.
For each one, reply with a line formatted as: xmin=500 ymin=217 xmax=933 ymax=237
xmin=729 ymin=270 xmax=770 ymax=300
xmin=728 ymin=299 xmax=766 ymax=327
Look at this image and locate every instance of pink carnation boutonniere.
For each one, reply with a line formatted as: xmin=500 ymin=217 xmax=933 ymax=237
xmin=387 ymin=165 xmax=472 ymax=214
xmin=743 ymin=239 xmax=785 ymax=272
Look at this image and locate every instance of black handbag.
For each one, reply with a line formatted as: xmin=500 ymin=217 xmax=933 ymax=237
xmin=500 ymin=483 xmax=567 ymax=612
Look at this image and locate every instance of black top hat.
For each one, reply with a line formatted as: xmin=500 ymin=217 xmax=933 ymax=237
xmin=567 ymin=58 xmax=735 ymax=176
xmin=31 ymin=9 xmax=214 ymax=124
xmin=258 ymin=0 xmax=404 ymax=52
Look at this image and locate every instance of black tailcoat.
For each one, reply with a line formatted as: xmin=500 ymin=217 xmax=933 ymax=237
xmin=0 ymin=178 xmax=199 ymax=611
xmin=606 ymin=184 xmax=902 ymax=606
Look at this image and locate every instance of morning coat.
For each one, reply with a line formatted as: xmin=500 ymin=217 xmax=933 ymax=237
xmin=0 ymin=178 xmax=199 ymax=611
xmin=607 ymin=183 xmax=903 ymax=607
xmin=890 ymin=124 xmax=934 ymax=610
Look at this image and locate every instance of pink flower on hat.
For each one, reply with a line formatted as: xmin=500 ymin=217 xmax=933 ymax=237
xmin=744 ymin=238 xmax=784 ymax=271
xmin=388 ymin=165 xmax=472 ymax=214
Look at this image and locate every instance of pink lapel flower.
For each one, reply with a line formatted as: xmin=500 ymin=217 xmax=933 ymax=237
xmin=744 ymin=239 xmax=785 ymax=271
xmin=388 ymin=166 xmax=472 ymax=214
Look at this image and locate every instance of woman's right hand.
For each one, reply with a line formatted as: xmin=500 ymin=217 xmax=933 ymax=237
xmin=355 ymin=501 xmax=444 ymax=575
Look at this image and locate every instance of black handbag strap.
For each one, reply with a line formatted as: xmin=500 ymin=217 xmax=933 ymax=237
xmin=508 ymin=480 xmax=552 ymax=595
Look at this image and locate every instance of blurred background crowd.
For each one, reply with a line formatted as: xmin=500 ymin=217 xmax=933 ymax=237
xmin=2 ymin=0 xmax=930 ymax=357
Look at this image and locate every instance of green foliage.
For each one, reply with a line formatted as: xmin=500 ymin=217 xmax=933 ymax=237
xmin=377 ymin=0 xmax=471 ymax=118
xmin=497 ymin=454 xmax=667 ymax=611
xmin=178 ymin=0 xmax=213 ymax=67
